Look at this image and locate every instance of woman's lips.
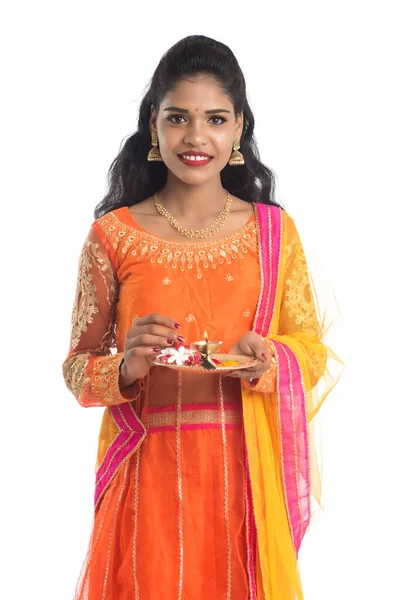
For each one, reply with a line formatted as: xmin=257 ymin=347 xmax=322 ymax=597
xmin=178 ymin=154 xmax=214 ymax=167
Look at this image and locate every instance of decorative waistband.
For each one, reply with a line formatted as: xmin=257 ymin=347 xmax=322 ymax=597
xmin=147 ymin=402 xmax=242 ymax=432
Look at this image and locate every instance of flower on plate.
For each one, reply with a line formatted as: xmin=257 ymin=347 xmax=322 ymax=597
xmin=156 ymin=345 xmax=199 ymax=366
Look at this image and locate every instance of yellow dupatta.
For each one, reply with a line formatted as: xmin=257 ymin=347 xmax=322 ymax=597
xmin=242 ymin=204 xmax=344 ymax=599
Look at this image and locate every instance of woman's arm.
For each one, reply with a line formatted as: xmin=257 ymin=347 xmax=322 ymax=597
xmin=243 ymin=212 xmax=327 ymax=394
xmin=62 ymin=222 xmax=144 ymax=407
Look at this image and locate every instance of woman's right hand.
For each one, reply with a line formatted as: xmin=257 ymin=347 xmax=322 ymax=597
xmin=120 ymin=313 xmax=183 ymax=384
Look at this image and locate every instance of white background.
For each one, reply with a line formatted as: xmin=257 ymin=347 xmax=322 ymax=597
xmin=1 ymin=1 xmax=399 ymax=598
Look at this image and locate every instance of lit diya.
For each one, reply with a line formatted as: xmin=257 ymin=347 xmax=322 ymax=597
xmin=190 ymin=331 xmax=223 ymax=370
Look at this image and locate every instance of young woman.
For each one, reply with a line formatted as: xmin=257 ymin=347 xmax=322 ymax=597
xmin=63 ymin=35 xmax=341 ymax=600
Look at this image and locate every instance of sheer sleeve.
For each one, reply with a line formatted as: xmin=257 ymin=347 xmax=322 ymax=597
xmin=276 ymin=214 xmax=328 ymax=390
xmin=265 ymin=213 xmax=342 ymax=416
xmin=244 ymin=212 xmax=342 ymax=408
xmin=62 ymin=222 xmax=144 ymax=408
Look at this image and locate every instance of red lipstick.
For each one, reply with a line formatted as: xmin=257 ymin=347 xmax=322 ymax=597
xmin=178 ymin=151 xmax=214 ymax=167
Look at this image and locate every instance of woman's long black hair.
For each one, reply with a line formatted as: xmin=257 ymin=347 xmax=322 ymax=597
xmin=94 ymin=35 xmax=282 ymax=219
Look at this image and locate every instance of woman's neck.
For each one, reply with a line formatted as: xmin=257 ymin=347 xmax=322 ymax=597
xmin=158 ymin=175 xmax=228 ymax=219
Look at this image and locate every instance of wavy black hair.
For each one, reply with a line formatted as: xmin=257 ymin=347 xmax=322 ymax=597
xmin=94 ymin=35 xmax=282 ymax=219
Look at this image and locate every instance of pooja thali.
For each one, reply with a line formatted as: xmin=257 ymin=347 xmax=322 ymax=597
xmin=153 ymin=353 xmax=261 ymax=373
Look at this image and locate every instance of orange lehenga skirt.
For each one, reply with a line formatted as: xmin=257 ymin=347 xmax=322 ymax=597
xmin=75 ymin=373 xmax=250 ymax=600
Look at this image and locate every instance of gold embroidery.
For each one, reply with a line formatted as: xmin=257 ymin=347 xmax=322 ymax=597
xmin=131 ymin=314 xmax=140 ymax=324
xmin=92 ymin=353 xmax=133 ymax=405
xmin=225 ymin=274 xmax=234 ymax=282
xmin=162 ymin=277 xmax=171 ymax=285
xmin=244 ymin=338 xmax=278 ymax=393
xmin=243 ymin=309 xmax=251 ymax=317
xmin=186 ymin=314 xmax=195 ymax=322
xmin=283 ymin=236 xmax=319 ymax=336
xmin=62 ymin=353 xmax=91 ymax=399
xmin=304 ymin=346 xmax=327 ymax=380
xmin=246 ymin=363 xmax=278 ymax=392
xmin=148 ymin=408 xmax=242 ymax=428
xmin=98 ymin=211 xmax=257 ymax=278
xmin=71 ymin=238 xmax=118 ymax=350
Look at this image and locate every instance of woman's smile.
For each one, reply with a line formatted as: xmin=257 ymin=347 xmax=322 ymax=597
xmin=177 ymin=151 xmax=214 ymax=167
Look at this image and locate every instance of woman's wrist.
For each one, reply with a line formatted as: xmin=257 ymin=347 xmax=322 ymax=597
xmin=118 ymin=359 xmax=138 ymax=390
xmin=246 ymin=338 xmax=278 ymax=390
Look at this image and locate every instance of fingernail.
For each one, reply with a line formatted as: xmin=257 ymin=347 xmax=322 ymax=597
xmin=153 ymin=347 xmax=160 ymax=352
xmin=261 ymin=353 xmax=267 ymax=361
xmin=249 ymin=378 xmax=260 ymax=386
xmin=166 ymin=338 xmax=174 ymax=344
xmin=177 ymin=335 xmax=184 ymax=343
xmin=174 ymin=322 xmax=181 ymax=329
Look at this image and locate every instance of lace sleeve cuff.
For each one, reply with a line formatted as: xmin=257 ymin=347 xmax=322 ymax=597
xmin=243 ymin=338 xmax=278 ymax=393
xmin=92 ymin=352 xmax=145 ymax=405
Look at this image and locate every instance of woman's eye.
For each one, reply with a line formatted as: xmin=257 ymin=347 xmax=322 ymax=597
xmin=168 ymin=115 xmax=186 ymax=124
xmin=209 ymin=116 xmax=227 ymax=125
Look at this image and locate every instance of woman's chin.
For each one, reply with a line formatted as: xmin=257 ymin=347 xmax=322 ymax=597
xmin=167 ymin=164 xmax=222 ymax=186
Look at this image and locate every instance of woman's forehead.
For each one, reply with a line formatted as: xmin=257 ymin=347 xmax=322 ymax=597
xmin=160 ymin=77 xmax=232 ymax=111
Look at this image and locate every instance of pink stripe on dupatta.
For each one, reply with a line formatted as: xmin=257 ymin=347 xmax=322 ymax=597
xmin=253 ymin=204 xmax=282 ymax=338
xmin=242 ymin=202 xmax=283 ymax=593
xmin=244 ymin=202 xmax=311 ymax=574
xmin=270 ymin=340 xmax=311 ymax=556
xmin=94 ymin=403 xmax=146 ymax=509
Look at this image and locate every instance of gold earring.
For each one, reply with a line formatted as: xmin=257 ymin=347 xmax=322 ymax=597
xmin=147 ymin=131 xmax=164 ymax=162
xmin=228 ymin=137 xmax=245 ymax=166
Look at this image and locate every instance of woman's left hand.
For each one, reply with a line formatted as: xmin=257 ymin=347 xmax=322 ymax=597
xmin=223 ymin=331 xmax=272 ymax=383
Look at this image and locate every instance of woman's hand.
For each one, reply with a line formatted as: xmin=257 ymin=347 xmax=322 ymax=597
xmin=120 ymin=313 xmax=183 ymax=384
xmin=223 ymin=331 xmax=272 ymax=383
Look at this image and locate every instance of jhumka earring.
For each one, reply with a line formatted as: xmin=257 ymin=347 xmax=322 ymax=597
xmin=228 ymin=137 xmax=245 ymax=166
xmin=147 ymin=131 xmax=164 ymax=162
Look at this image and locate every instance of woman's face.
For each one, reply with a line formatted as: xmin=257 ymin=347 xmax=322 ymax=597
xmin=150 ymin=76 xmax=243 ymax=186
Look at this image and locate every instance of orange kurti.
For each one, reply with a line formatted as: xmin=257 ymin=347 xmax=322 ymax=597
xmin=67 ymin=206 xmax=262 ymax=599
xmin=63 ymin=203 xmax=342 ymax=600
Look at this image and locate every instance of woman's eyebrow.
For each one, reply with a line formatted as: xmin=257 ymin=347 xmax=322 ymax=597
xmin=163 ymin=106 xmax=231 ymax=114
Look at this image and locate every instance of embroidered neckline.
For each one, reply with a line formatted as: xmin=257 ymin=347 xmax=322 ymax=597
xmin=117 ymin=204 xmax=256 ymax=249
xmin=98 ymin=207 xmax=259 ymax=278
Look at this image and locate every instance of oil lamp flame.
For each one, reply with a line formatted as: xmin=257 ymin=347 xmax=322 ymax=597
xmin=191 ymin=332 xmax=222 ymax=361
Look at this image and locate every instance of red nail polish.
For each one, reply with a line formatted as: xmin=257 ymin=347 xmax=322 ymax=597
xmin=174 ymin=322 xmax=181 ymax=329
xmin=166 ymin=338 xmax=174 ymax=344
xmin=262 ymin=353 xmax=267 ymax=361
xmin=153 ymin=347 xmax=160 ymax=352
xmin=177 ymin=335 xmax=184 ymax=342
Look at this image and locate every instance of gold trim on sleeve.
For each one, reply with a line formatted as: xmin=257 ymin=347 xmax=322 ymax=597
xmin=71 ymin=239 xmax=118 ymax=350
xmin=92 ymin=353 xmax=139 ymax=405
xmin=62 ymin=353 xmax=91 ymax=399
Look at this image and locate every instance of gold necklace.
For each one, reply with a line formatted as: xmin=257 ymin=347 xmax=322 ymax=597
xmin=153 ymin=190 xmax=232 ymax=239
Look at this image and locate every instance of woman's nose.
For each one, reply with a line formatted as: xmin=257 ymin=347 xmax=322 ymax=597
xmin=183 ymin=121 xmax=209 ymax=145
